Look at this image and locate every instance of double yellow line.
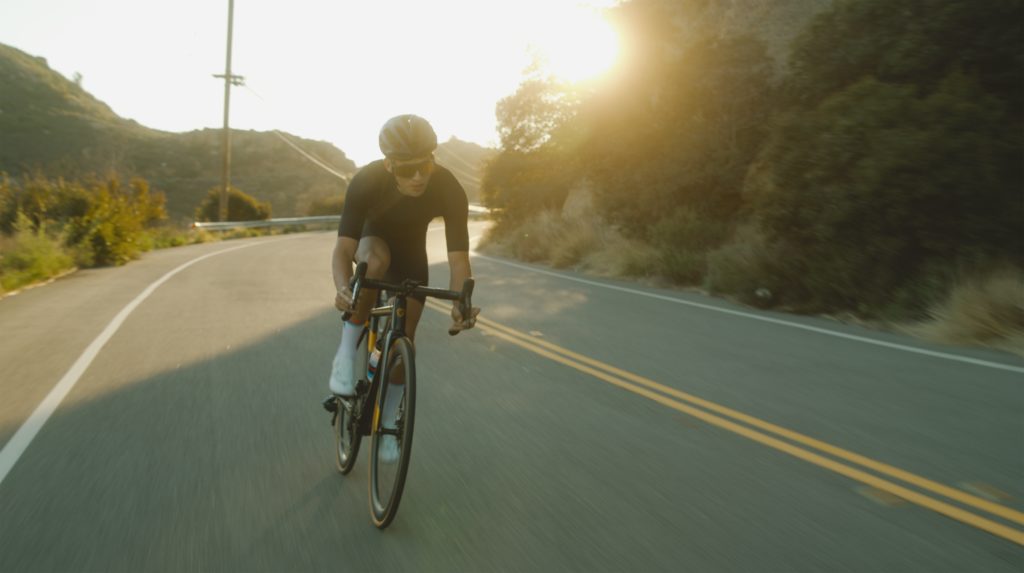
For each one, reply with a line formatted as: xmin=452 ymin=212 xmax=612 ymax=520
xmin=427 ymin=301 xmax=1024 ymax=545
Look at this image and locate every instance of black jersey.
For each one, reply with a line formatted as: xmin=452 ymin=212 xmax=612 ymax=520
xmin=337 ymin=160 xmax=469 ymax=252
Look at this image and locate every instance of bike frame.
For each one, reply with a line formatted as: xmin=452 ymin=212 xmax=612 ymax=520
xmin=351 ymin=274 xmax=471 ymax=436
xmin=357 ymin=292 xmax=408 ymax=437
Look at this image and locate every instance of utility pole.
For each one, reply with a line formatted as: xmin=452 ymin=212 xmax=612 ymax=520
xmin=213 ymin=0 xmax=244 ymax=222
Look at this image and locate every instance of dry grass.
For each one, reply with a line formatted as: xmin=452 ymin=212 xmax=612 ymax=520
xmin=478 ymin=210 xmax=662 ymax=278
xmin=903 ymin=267 xmax=1024 ymax=356
xmin=480 ymin=209 xmax=1024 ymax=357
xmin=0 ymin=224 xmax=75 ymax=294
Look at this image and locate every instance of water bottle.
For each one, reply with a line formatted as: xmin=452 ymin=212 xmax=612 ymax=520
xmin=367 ymin=348 xmax=381 ymax=381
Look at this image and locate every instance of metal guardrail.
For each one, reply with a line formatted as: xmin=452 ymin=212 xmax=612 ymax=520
xmin=192 ymin=205 xmax=491 ymax=231
xmin=192 ymin=215 xmax=340 ymax=231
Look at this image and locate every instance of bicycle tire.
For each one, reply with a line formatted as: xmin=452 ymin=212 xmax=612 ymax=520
xmin=334 ymin=396 xmax=362 ymax=475
xmin=368 ymin=336 xmax=416 ymax=529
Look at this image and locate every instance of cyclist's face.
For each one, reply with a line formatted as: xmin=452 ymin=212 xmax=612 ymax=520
xmin=387 ymin=155 xmax=434 ymax=197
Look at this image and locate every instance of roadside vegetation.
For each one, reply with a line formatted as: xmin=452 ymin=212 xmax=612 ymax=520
xmin=0 ymin=173 xmax=287 ymax=296
xmin=479 ymin=0 xmax=1023 ymax=354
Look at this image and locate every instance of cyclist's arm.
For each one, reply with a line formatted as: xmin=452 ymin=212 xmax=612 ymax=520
xmin=447 ymin=250 xmax=478 ymax=330
xmin=332 ymin=236 xmax=359 ymax=294
xmin=334 ymin=173 xmax=371 ymax=308
xmin=447 ymin=250 xmax=472 ymax=293
xmin=438 ymin=166 xmax=477 ymax=328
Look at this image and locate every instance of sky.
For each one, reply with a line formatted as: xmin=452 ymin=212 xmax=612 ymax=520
xmin=0 ymin=0 xmax=620 ymax=166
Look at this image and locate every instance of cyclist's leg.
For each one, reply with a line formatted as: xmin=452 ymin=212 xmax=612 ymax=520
xmin=378 ymin=239 xmax=426 ymax=432
xmin=404 ymin=299 xmax=424 ymax=342
xmin=383 ymin=236 xmax=429 ymax=342
xmin=329 ymin=235 xmax=390 ymax=396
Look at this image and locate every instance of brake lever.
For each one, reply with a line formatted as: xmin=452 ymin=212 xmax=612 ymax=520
xmin=341 ymin=261 xmax=368 ymax=322
xmin=448 ymin=278 xmax=475 ymax=336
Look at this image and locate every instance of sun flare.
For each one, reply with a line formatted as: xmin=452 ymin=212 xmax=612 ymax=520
xmin=532 ymin=8 xmax=620 ymax=83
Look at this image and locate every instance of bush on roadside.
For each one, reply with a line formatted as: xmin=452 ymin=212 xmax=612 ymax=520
xmin=706 ymin=226 xmax=793 ymax=308
xmin=0 ymin=173 xmax=175 ymax=294
xmin=646 ymin=208 xmax=732 ymax=285
xmin=64 ymin=178 xmax=168 ymax=266
xmin=194 ymin=186 xmax=271 ymax=222
xmin=307 ymin=195 xmax=344 ymax=216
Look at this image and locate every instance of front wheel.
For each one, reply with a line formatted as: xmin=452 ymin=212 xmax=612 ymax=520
xmin=368 ymin=336 xmax=416 ymax=529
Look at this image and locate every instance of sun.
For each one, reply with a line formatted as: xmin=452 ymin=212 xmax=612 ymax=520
xmin=532 ymin=7 xmax=621 ymax=84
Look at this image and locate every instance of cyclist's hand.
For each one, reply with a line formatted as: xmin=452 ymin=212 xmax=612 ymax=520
xmin=450 ymin=305 xmax=480 ymax=333
xmin=335 ymin=287 xmax=354 ymax=313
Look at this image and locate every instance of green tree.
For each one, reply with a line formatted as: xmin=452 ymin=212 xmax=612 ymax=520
xmin=731 ymin=0 xmax=1024 ymax=316
xmin=787 ymin=0 xmax=1023 ymax=115
xmin=583 ymin=32 xmax=776 ymax=243
xmin=754 ymin=74 xmax=1021 ymax=314
xmin=483 ymin=68 xmax=585 ymax=229
xmin=495 ymin=76 xmax=581 ymax=154
xmin=481 ymin=150 xmax=575 ymax=228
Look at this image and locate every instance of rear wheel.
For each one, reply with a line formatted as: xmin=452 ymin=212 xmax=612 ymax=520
xmin=368 ymin=336 xmax=416 ymax=529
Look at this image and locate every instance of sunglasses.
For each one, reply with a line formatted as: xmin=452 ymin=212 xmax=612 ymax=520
xmin=392 ymin=158 xmax=434 ymax=179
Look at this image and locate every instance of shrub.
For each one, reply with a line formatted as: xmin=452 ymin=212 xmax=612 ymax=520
xmin=0 ymin=173 xmax=92 ymax=235
xmin=549 ymin=217 xmax=603 ymax=269
xmin=64 ymin=178 xmax=166 ymax=266
xmin=307 ymin=194 xmax=344 ymax=216
xmin=509 ymin=211 xmax=559 ymax=263
xmin=194 ymin=186 xmax=271 ymax=222
xmin=706 ymin=226 xmax=792 ymax=307
xmin=647 ymin=208 xmax=731 ymax=285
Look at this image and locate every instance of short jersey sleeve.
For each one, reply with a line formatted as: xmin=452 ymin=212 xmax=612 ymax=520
xmin=337 ymin=165 xmax=377 ymax=239
xmin=439 ymin=168 xmax=470 ymax=252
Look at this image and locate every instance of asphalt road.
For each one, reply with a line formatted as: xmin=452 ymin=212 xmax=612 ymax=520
xmin=1 ymin=224 xmax=1022 ymax=572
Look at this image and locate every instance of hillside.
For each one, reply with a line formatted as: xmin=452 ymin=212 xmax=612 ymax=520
xmin=0 ymin=43 xmax=357 ymax=221
xmin=435 ymin=137 xmax=496 ymax=204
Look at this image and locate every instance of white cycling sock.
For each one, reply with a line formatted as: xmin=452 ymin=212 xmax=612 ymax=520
xmin=328 ymin=321 xmax=364 ymax=395
xmin=341 ymin=320 xmax=362 ymax=356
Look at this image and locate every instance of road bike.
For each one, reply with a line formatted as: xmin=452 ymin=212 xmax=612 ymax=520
xmin=323 ymin=261 xmax=474 ymax=528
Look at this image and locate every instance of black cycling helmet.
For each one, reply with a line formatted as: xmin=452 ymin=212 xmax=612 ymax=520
xmin=378 ymin=114 xmax=437 ymax=160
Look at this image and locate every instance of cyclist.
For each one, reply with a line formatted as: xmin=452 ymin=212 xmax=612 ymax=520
xmin=329 ymin=114 xmax=480 ymax=405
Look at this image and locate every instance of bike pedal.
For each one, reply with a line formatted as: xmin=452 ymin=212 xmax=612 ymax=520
xmin=322 ymin=395 xmax=338 ymax=413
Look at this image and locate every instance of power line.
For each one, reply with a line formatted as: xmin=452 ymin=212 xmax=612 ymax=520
xmin=240 ymin=80 xmax=490 ymax=188
xmin=240 ymin=83 xmax=350 ymax=182
xmin=272 ymin=130 xmax=350 ymax=182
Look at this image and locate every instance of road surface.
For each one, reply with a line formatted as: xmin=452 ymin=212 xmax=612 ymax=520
xmin=1 ymin=223 xmax=1022 ymax=571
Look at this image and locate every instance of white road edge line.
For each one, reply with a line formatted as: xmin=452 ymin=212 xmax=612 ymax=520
xmin=468 ymin=250 xmax=1024 ymax=374
xmin=0 ymin=240 xmax=280 ymax=488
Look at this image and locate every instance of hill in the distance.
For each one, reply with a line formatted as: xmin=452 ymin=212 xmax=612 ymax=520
xmin=435 ymin=137 xmax=496 ymax=204
xmin=0 ymin=42 xmax=358 ymax=221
